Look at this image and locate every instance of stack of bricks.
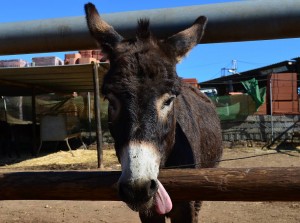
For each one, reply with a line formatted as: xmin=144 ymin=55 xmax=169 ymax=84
xmin=64 ymin=49 xmax=107 ymax=65
xmin=92 ymin=50 xmax=105 ymax=61
xmin=32 ymin=56 xmax=64 ymax=66
xmin=0 ymin=59 xmax=27 ymax=67
xmin=78 ymin=50 xmax=97 ymax=64
xmin=182 ymin=78 xmax=199 ymax=88
xmin=79 ymin=50 xmax=93 ymax=58
xmin=65 ymin=53 xmax=81 ymax=65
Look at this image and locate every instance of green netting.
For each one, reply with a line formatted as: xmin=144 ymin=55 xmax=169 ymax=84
xmin=210 ymin=94 xmax=264 ymax=121
xmin=207 ymin=78 xmax=267 ymax=121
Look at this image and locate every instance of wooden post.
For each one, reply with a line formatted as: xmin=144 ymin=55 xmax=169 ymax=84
xmin=92 ymin=63 xmax=103 ymax=169
xmin=0 ymin=167 xmax=300 ymax=201
xmin=87 ymin=92 xmax=92 ymax=145
xmin=2 ymin=96 xmax=8 ymax=122
xmin=31 ymin=91 xmax=37 ymax=156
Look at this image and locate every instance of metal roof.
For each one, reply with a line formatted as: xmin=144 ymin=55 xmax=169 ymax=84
xmin=0 ymin=63 xmax=109 ymax=96
xmin=200 ymin=59 xmax=300 ymax=87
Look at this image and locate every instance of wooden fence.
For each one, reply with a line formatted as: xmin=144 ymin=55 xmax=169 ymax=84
xmin=1 ymin=167 xmax=300 ymax=201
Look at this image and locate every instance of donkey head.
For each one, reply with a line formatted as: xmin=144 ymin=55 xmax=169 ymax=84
xmin=85 ymin=3 xmax=207 ymax=214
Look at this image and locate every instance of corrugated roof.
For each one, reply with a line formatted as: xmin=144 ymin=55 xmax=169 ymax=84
xmin=0 ymin=63 xmax=109 ymax=96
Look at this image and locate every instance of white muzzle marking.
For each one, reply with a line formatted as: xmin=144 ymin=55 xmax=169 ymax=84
xmin=119 ymin=141 xmax=160 ymax=183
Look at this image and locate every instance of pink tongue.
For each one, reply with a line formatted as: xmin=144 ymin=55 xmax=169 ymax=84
xmin=154 ymin=180 xmax=172 ymax=215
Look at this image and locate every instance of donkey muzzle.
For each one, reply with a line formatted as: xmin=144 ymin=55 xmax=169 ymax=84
xmin=118 ymin=179 xmax=158 ymax=207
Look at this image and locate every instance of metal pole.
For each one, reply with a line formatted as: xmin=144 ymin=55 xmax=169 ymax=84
xmin=269 ymin=77 xmax=274 ymax=142
xmin=92 ymin=63 xmax=103 ymax=169
xmin=1 ymin=0 xmax=300 ymax=55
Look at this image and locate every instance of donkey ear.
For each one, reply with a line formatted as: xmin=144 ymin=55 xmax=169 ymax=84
xmin=165 ymin=16 xmax=207 ymax=63
xmin=84 ymin=3 xmax=123 ymax=55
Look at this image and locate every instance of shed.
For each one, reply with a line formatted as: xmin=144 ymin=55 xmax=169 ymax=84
xmin=0 ymin=63 xmax=109 ymax=167
xmin=200 ymin=58 xmax=300 ymax=94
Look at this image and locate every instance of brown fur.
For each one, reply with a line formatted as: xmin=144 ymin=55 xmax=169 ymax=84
xmin=85 ymin=3 xmax=223 ymax=222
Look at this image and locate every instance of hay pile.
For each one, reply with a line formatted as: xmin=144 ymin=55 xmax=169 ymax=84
xmin=0 ymin=148 xmax=120 ymax=170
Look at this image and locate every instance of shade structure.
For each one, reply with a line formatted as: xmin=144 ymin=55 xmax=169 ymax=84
xmin=0 ymin=63 xmax=109 ymax=96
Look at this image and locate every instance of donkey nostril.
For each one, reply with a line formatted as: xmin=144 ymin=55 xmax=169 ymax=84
xmin=150 ymin=180 xmax=157 ymax=190
xmin=148 ymin=179 xmax=158 ymax=198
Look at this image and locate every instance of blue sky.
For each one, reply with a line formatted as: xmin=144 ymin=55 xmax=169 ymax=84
xmin=0 ymin=0 xmax=300 ymax=82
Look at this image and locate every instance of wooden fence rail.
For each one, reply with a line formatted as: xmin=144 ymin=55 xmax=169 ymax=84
xmin=0 ymin=167 xmax=300 ymax=201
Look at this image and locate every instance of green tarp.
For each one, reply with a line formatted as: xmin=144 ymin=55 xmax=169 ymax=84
xmin=241 ymin=78 xmax=266 ymax=111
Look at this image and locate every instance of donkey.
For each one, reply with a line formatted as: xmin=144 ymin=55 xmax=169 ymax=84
xmin=85 ymin=3 xmax=223 ymax=223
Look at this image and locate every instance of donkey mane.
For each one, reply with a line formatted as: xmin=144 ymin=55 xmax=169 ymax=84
xmin=136 ymin=19 xmax=151 ymax=40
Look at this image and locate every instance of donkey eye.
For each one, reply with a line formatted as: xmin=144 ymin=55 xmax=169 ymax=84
xmin=162 ymin=96 xmax=176 ymax=108
xmin=156 ymin=94 xmax=176 ymax=121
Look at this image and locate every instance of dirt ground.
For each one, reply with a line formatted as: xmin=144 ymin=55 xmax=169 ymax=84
xmin=0 ymin=145 xmax=299 ymax=223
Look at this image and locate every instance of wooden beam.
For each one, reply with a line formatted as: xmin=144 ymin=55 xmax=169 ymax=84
xmin=0 ymin=168 xmax=300 ymax=201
